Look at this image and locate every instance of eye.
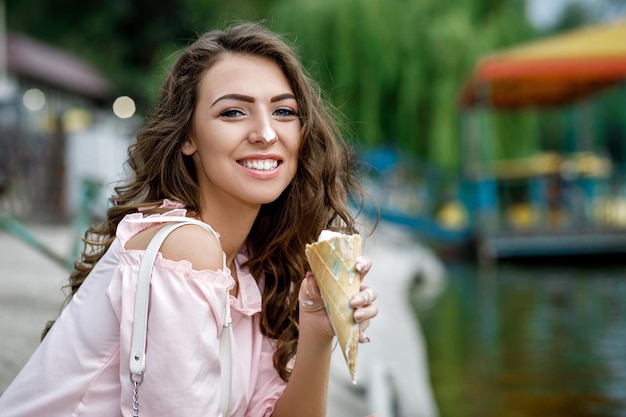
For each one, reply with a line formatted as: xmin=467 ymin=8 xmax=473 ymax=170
xmin=219 ymin=109 xmax=245 ymax=118
xmin=273 ymin=107 xmax=299 ymax=118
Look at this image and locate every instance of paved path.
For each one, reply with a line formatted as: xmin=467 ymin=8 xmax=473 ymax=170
xmin=0 ymin=222 xmax=443 ymax=417
xmin=0 ymin=224 xmax=71 ymax=393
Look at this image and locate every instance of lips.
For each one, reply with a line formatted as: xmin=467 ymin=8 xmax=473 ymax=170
xmin=238 ymin=159 xmax=280 ymax=171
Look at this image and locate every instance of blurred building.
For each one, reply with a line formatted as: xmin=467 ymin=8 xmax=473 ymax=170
xmin=0 ymin=32 xmax=134 ymax=222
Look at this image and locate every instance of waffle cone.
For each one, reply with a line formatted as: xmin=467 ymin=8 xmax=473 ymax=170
xmin=305 ymin=233 xmax=361 ymax=383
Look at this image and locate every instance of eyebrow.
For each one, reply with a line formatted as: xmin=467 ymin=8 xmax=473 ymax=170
xmin=211 ymin=93 xmax=296 ymax=107
xmin=271 ymin=94 xmax=297 ymax=103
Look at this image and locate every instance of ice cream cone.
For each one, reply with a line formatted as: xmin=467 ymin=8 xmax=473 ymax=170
xmin=305 ymin=231 xmax=361 ymax=383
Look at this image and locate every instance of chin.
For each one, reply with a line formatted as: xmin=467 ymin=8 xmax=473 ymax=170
xmin=255 ymin=189 xmax=290 ymax=207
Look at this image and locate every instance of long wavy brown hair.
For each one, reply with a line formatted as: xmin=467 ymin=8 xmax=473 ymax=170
xmin=45 ymin=22 xmax=367 ymax=382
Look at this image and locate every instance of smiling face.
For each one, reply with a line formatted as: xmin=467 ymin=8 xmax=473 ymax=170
xmin=181 ymin=53 xmax=302 ymax=209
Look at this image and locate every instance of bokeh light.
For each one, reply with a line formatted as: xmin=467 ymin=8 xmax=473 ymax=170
xmin=62 ymin=107 xmax=92 ymax=132
xmin=112 ymin=96 xmax=136 ymax=119
xmin=22 ymin=88 xmax=46 ymax=111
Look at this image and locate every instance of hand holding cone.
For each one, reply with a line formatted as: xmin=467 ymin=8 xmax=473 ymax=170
xmin=305 ymin=230 xmax=361 ymax=383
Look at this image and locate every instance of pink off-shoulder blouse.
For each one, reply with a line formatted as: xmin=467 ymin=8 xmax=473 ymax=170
xmin=0 ymin=201 xmax=287 ymax=416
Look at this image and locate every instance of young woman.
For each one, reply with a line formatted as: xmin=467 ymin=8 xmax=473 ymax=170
xmin=0 ymin=22 xmax=378 ymax=416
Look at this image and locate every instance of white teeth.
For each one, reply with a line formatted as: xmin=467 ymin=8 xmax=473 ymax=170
xmin=241 ymin=160 xmax=278 ymax=171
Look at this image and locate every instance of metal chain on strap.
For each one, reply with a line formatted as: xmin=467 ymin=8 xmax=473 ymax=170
xmin=132 ymin=378 xmax=141 ymax=417
xmin=130 ymin=360 xmax=144 ymax=416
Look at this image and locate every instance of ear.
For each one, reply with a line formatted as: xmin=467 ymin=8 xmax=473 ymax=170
xmin=181 ymin=137 xmax=197 ymax=156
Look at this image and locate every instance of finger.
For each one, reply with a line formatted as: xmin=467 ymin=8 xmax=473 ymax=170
xmin=354 ymin=301 xmax=378 ymax=344
xmin=355 ymin=256 xmax=371 ymax=276
xmin=354 ymin=303 xmax=378 ymax=323
xmin=351 ymin=286 xmax=377 ymax=308
xmin=305 ymin=271 xmax=321 ymax=297
xmin=358 ymin=318 xmax=372 ymax=343
xmin=299 ymin=272 xmax=325 ymax=312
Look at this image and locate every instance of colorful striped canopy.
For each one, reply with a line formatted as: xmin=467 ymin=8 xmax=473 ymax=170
xmin=459 ymin=18 xmax=626 ymax=109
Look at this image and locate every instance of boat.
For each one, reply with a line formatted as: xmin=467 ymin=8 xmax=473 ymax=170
xmin=459 ymin=17 xmax=626 ymax=262
xmin=362 ymin=18 xmax=626 ymax=262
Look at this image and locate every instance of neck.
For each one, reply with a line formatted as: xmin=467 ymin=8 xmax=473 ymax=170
xmin=196 ymin=203 xmax=259 ymax=267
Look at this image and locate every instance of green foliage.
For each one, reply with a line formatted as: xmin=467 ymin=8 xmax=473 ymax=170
xmin=7 ymin=0 xmax=539 ymax=170
xmin=270 ymin=0 xmax=537 ymax=169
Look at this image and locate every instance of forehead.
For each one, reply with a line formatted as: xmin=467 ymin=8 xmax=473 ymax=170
xmin=198 ymin=54 xmax=293 ymax=98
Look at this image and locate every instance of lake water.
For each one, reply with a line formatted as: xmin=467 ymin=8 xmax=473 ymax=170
xmin=413 ymin=260 xmax=626 ymax=417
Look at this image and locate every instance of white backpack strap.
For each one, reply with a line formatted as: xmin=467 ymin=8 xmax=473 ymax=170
xmin=219 ymin=293 xmax=233 ymax=417
xmin=129 ymin=222 xmax=182 ymax=380
xmin=128 ymin=218 xmax=232 ymax=417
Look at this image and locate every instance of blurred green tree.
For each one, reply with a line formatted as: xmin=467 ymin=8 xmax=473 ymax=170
xmin=269 ymin=0 xmax=536 ymax=169
xmin=13 ymin=0 xmax=603 ymax=171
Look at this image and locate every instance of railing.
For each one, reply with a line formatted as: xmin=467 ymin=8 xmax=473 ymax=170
xmin=0 ymin=178 xmax=103 ymax=270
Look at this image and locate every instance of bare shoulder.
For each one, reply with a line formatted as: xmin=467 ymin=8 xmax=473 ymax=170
xmin=126 ymin=223 xmax=224 ymax=271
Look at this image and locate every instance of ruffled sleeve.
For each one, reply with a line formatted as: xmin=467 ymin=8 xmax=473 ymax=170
xmin=108 ymin=211 xmax=235 ymax=416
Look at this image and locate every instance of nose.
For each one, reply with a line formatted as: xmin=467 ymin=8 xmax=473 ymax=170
xmin=249 ymin=108 xmax=278 ymax=144
xmin=261 ymin=126 xmax=277 ymax=143
xmin=249 ymin=125 xmax=277 ymax=144
xmin=249 ymin=113 xmax=277 ymax=144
